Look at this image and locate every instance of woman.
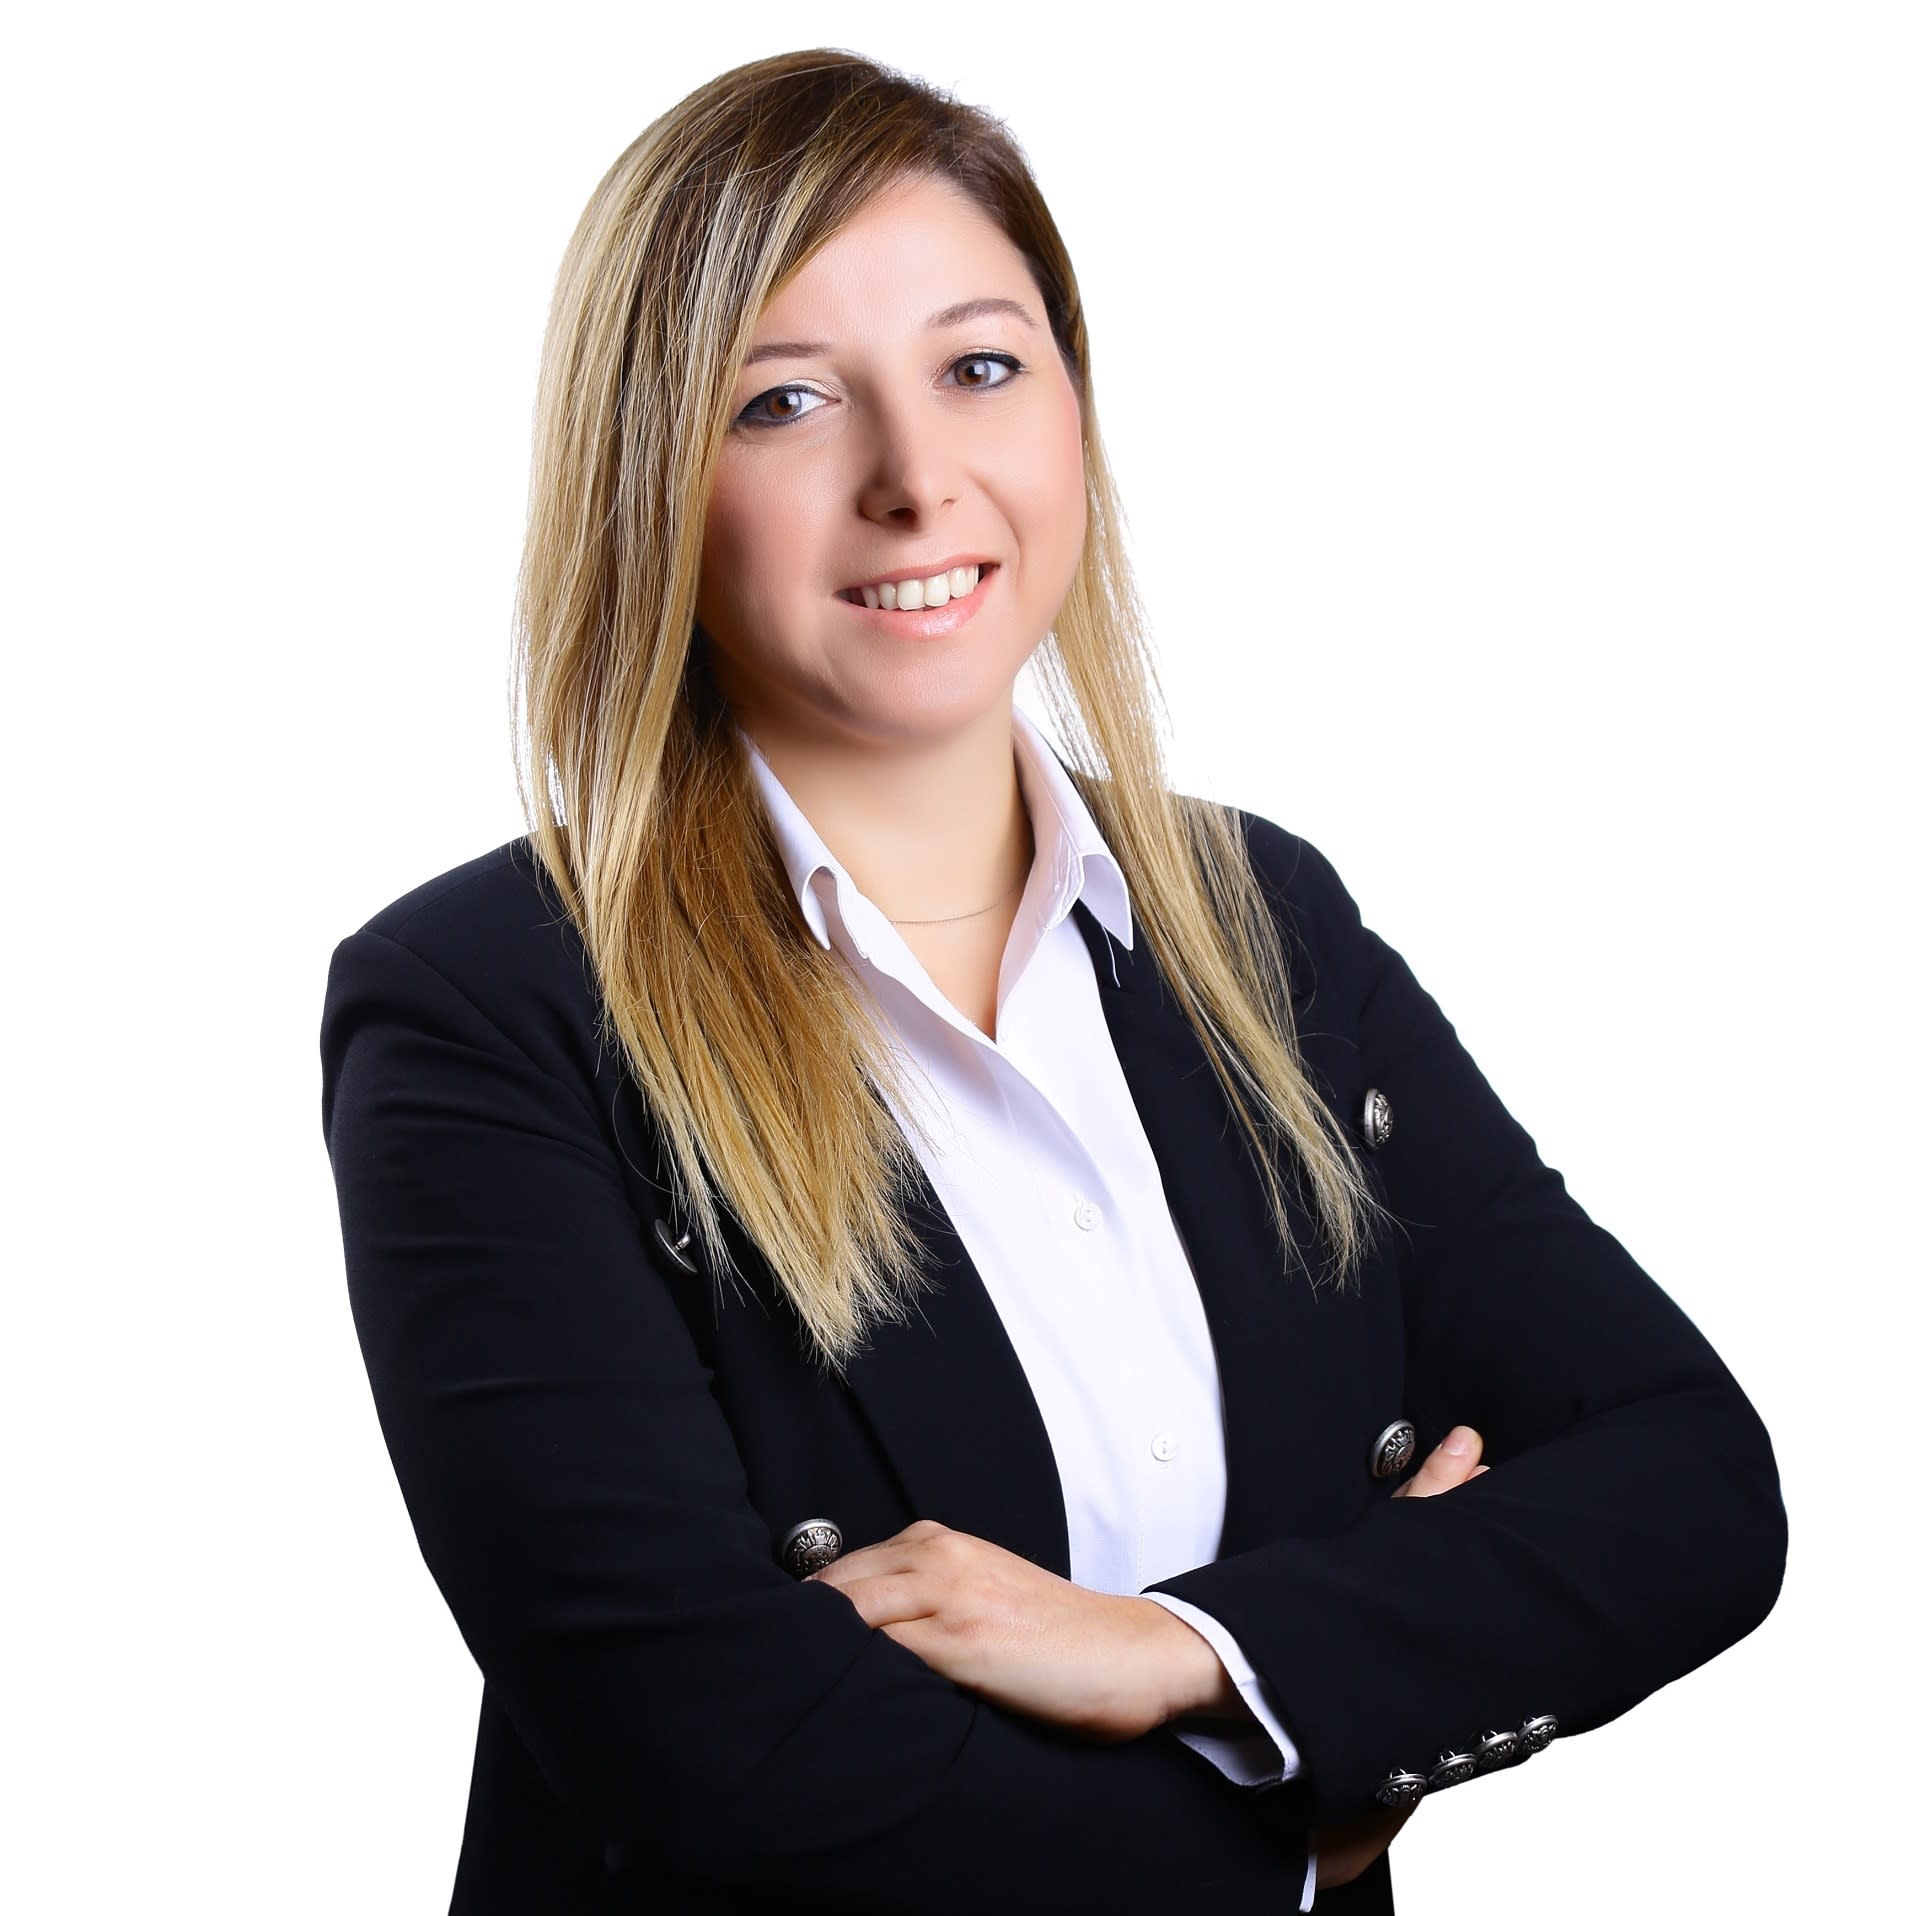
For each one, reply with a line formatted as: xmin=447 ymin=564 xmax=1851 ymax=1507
xmin=319 ymin=48 xmax=1787 ymax=1914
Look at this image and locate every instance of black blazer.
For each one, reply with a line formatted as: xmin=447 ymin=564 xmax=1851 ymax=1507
xmin=319 ymin=800 xmax=1787 ymax=1915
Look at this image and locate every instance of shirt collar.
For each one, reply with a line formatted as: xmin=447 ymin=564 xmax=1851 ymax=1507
xmin=738 ymin=707 xmax=1135 ymax=967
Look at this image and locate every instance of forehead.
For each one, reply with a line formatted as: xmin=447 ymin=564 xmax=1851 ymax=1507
xmin=753 ymin=176 xmax=1034 ymax=335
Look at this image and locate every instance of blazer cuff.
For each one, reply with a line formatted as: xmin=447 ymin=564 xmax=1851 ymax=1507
xmin=1141 ymin=1591 xmax=1306 ymax=1788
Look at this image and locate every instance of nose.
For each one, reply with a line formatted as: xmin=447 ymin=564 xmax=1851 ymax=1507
xmin=853 ymin=394 xmax=962 ymax=528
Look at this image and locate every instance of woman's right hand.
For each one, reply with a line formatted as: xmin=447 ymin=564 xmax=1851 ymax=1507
xmin=1310 ymin=1425 xmax=1490 ymax=1893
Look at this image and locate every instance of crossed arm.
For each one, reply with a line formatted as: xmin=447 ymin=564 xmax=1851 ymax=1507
xmin=805 ymin=1430 xmax=1494 ymax=1894
xmin=321 ymin=821 xmax=1785 ymax=1908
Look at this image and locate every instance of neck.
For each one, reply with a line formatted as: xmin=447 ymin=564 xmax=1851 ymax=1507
xmin=736 ymin=696 xmax=1034 ymax=926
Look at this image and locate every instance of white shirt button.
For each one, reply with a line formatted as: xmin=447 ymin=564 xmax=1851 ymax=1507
xmin=1150 ymin=1432 xmax=1180 ymax=1462
xmin=1074 ymin=1197 xmax=1103 ymax=1231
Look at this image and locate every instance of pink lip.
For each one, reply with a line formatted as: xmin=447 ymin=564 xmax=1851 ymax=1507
xmin=834 ymin=562 xmax=1001 ymax=642
xmin=839 ymin=553 xmax=996 ymax=593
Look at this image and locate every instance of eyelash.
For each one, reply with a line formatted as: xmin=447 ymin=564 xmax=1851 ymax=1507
xmin=735 ymin=350 xmax=1029 ymax=430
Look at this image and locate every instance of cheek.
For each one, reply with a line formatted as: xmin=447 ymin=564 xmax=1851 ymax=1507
xmin=1012 ymin=392 xmax=1088 ymax=581
xmin=698 ymin=467 xmax=827 ymax=656
xmin=701 ymin=473 xmax=785 ymax=596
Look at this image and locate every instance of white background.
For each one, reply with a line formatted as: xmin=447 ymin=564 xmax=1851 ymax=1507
xmin=7 ymin=4 xmax=1907 ymax=1909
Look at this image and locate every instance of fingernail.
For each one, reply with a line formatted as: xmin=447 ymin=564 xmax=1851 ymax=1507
xmin=1444 ymin=1428 xmax=1474 ymax=1455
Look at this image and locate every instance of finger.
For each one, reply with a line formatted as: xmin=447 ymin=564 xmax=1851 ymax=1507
xmin=807 ymin=1548 xmax=925 ymax=1591
xmin=1392 ymin=1425 xmax=1483 ymax=1498
xmin=805 ymin=1568 xmax=940 ymax=1628
xmin=807 ymin=1523 xmax=953 ymax=1586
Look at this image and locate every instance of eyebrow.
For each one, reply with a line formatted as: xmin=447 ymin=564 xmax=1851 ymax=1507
xmin=741 ymin=297 xmax=1039 ymax=369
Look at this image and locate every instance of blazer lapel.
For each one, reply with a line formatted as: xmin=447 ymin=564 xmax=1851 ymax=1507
xmin=836 ymin=1156 xmax=1075 ymax=1576
xmin=1075 ymin=895 xmax=1365 ymax=1554
xmin=838 ymin=892 xmax=1358 ymax=1581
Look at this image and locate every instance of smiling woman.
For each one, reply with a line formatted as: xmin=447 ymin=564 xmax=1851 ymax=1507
xmin=697 ymin=176 xmax=1088 ymax=726
xmin=321 ymin=43 xmax=1786 ymax=1916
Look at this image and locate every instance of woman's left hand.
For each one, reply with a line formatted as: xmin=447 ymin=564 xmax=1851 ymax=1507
xmin=804 ymin=1519 xmax=1199 ymax=1743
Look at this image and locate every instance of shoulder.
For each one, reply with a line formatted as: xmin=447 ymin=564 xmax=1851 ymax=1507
xmin=1220 ymin=801 xmax=1365 ymax=948
xmin=1230 ymin=805 xmax=1360 ymax=926
xmin=325 ymin=835 xmax=604 ymax=1067
xmin=349 ymin=834 xmax=566 ymax=952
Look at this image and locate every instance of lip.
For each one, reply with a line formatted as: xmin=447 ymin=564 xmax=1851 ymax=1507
xmin=837 ymin=553 xmax=996 ymax=594
xmin=834 ymin=561 xmax=1001 ymax=642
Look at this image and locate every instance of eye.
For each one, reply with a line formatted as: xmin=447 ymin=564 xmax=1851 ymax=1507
xmin=737 ymin=385 xmax=828 ymax=428
xmin=947 ymin=351 xmax=1024 ymax=392
xmin=734 ymin=349 xmax=1029 ymax=431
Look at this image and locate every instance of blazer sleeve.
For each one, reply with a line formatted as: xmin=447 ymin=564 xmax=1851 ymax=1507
xmin=320 ymin=925 xmax=1312 ymax=1912
xmin=1141 ymin=822 xmax=1789 ymax=1828
xmin=1141 ymin=1593 xmax=1304 ymax=1787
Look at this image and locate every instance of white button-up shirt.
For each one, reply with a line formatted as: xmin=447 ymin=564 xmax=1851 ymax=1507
xmin=741 ymin=708 xmax=1318 ymax=1911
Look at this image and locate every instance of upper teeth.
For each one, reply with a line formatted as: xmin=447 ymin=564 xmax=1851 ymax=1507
xmin=854 ymin=564 xmax=984 ymax=610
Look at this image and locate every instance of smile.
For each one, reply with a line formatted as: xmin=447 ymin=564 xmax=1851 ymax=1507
xmin=833 ymin=563 xmax=1001 ymax=641
xmin=837 ymin=563 xmax=986 ymax=611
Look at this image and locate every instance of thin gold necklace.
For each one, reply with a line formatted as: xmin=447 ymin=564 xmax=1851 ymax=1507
xmin=891 ymin=874 xmax=1024 ymax=924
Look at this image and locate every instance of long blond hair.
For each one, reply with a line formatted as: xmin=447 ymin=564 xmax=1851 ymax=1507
xmin=511 ymin=47 xmax=1386 ymax=1379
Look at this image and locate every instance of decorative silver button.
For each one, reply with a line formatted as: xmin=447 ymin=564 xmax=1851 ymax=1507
xmin=1369 ymin=1418 xmax=1417 ymax=1479
xmin=1426 ymin=1748 xmax=1478 ymax=1790
xmin=1361 ymin=1088 xmax=1394 ymax=1150
xmin=1474 ymin=1728 xmax=1522 ymax=1769
xmin=780 ymin=1517 xmax=844 ymax=1577
xmin=1518 ymin=1713 xmax=1559 ymax=1755
xmin=653 ymin=1217 xmax=698 ymax=1272
xmin=1375 ymin=1768 xmax=1427 ymax=1809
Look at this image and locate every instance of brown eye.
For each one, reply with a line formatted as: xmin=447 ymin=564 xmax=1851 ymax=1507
xmin=735 ymin=385 xmax=829 ymax=429
xmin=950 ymin=352 xmax=1024 ymax=391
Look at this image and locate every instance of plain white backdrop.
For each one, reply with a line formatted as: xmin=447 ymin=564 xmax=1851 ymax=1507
xmin=7 ymin=4 xmax=1908 ymax=1909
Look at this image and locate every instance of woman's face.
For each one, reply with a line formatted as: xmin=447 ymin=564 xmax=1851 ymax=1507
xmin=694 ymin=173 xmax=1087 ymax=750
